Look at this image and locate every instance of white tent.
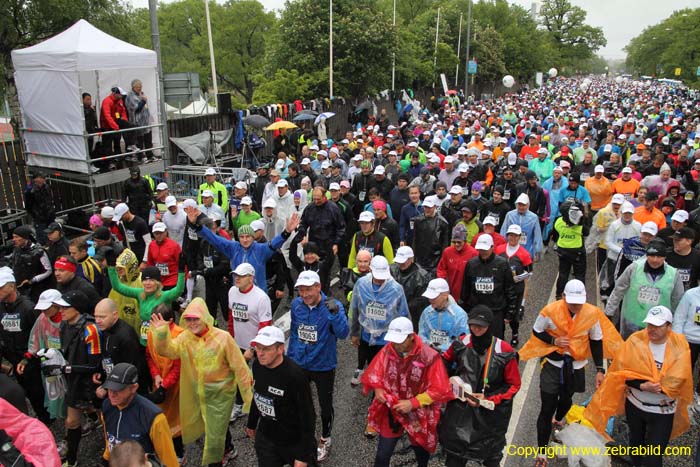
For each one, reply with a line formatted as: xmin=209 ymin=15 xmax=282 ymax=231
xmin=12 ymin=19 xmax=162 ymax=173
xmin=177 ymin=97 xmax=217 ymax=116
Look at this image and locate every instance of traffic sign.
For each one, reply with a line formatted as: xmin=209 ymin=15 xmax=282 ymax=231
xmin=674 ymin=67 xmax=682 ymax=76
xmin=468 ymin=60 xmax=477 ymax=75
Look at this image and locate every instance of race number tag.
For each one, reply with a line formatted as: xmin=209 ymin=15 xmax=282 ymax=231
xmin=409 ymin=219 xmax=415 ymax=230
xmin=102 ymin=358 xmax=114 ymax=375
xmin=254 ymin=392 xmax=276 ymax=418
xmin=519 ymin=233 xmax=528 ymax=245
xmin=0 ymin=314 xmax=20 ymax=332
xmin=679 ymin=268 xmax=690 ymax=284
xmin=430 ymin=330 xmax=449 ymax=347
xmin=140 ymin=320 xmax=150 ymax=342
xmin=156 ymin=263 xmax=169 ymax=276
xmin=503 ymin=191 xmax=511 ymax=200
xmin=580 ymin=173 xmax=590 ymax=181
xmin=187 ymin=227 xmax=198 ymax=240
xmin=637 ymin=286 xmax=660 ymax=305
xmin=231 ymin=303 xmax=249 ymax=322
xmin=685 ymin=192 xmax=694 ymax=201
xmin=203 ymin=256 xmax=214 ymax=269
xmin=359 ymin=191 xmax=366 ymax=201
xmin=475 ymin=277 xmax=495 ymax=293
xmin=366 ymin=301 xmax=387 ymax=320
xmin=298 ymin=324 xmax=318 ymax=343
xmin=624 ymin=193 xmax=632 ymax=201
xmin=694 ymin=306 xmax=700 ymax=325
xmin=125 ymin=230 xmax=136 ymax=243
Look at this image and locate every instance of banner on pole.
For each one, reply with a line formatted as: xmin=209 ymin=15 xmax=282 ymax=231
xmin=535 ymin=72 xmax=543 ymax=87
xmin=440 ymin=73 xmax=449 ymax=95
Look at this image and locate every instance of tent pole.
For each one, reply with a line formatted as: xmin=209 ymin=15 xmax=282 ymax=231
xmin=150 ymin=0 xmax=170 ymax=163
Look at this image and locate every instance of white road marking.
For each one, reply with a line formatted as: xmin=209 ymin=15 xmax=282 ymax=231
xmin=501 ymin=277 xmax=559 ymax=466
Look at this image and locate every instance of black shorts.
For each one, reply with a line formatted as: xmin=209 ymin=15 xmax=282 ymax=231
xmin=539 ymin=360 xmax=585 ymax=395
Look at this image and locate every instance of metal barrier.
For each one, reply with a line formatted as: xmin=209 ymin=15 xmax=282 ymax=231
xmin=164 ymin=165 xmax=256 ymax=199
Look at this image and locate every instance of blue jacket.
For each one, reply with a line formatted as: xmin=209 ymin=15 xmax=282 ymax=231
xmin=287 ymin=293 xmax=348 ymax=372
xmin=500 ymin=209 xmax=543 ymax=258
xmin=350 ymin=275 xmax=409 ymax=345
xmin=418 ymin=299 xmax=469 ymax=353
xmin=198 ymin=227 xmax=286 ymax=288
xmin=672 ymin=286 xmax=700 ymax=345
xmin=399 ymin=202 xmax=423 ymax=243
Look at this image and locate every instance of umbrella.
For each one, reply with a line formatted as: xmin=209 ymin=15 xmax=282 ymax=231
xmin=292 ymin=113 xmax=317 ymax=122
xmin=297 ymin=109 xmax=319 ymax=116
xmin=265 ymin=121 xmax=298 ymax=131
xmin=314 ymin=112 xmax=336 ymax=125
xmin=355 ymin=100 xmax=372 ymax=112
xmin=243 ymin=115 xmax=270 ymax=129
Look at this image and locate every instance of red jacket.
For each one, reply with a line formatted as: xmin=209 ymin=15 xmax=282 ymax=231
xmin=100 ymin=94 xmax=128 ymax=130
xmin=146 ymin=237 xmax=181 ymax=287
xmin=436 ymin=244 xmax=478 ymax=303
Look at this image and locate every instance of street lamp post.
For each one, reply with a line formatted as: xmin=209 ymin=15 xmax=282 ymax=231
xmin=464 ymin=0 xmax=472 ymax=99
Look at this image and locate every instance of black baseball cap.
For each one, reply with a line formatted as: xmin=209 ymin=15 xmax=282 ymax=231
xmin=102 ymin=363 xmax=138 ymax=391
xmin=44 ymin=222 xmax=63 ymax=234
xmin=468 ymin=305 xmax=494 ymax=327
xmin=673 ymin=227 xmax=695 ymax=240
xmin=645 ymin=191 xmax=659 ymax=201
xmin=646 ymin=239 xmax=668 ymax=257
xmin=53 ymin=290 xmax=89 ymax=314
xmin=142 ymin=266 xmax=162 ymax=282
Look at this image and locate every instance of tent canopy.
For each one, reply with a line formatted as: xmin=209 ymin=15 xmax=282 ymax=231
xmin=12 ymin=19 xmax=156 ymax=72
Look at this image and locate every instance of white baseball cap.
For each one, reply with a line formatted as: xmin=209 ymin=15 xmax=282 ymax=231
xmin=475 ymin=234 xmax=494 ymax=250
xmin=444 ymin=156 xmax=455 ymax=164
xmin=515 ymin=193 xmax=530 ymax=205
xmin=594 ymin=165 xmax=605 ymax=173
xmin=35 ymin=289 xmax=61 ymax=311
xmin=621 ymin=202 xmax=635 ymax=214
xmin=611 ymin=194 xmax=625 ymax=205
xmin=112 ymin=203 xmax=129 ymax=222
xmin=483 ymin=216 xmax=497 ymax=226
xmin=672 ymin=210 xmax=689 ymax=223
xmin=309 ymin=144 xmax=319 ymax=151
xmin=506 ymin=224 xmax=522 ymax=235
xmin=275 ymin=159 xmax=286 ymax=170
xmin=301 ymin=158 xmax=312 ymax=165
xmin=0 ymin=267 xmax=14 ymax=288
xmin=205 ymin=168 xmax=216 ymax=176
xmin=422 ymin=278 xmax=450 ymax=300
xmin=641 ymin=221 xmax=658 ymax=235
xmin=276 ymin=179 xmax=289 ymax=188
xmin=182 ymin=199 xmax=197 ymax=210
xmin=295 ymin=270 xmax=321 ymax=287
xmin=358 ymin=211 xmax=375 ymax=223
xmin=384 ymin=317 xmax=414 ymax=344
xmin=372 ymin=165 xmax=385 ymax=176
xmin=317 ymin=150 xmax=328 ymax=158
xmin=643 ymin=305 xmax=673 ymax=326
xmin=422 ymin=196 xmax=438 ymax=208
xmin=563 ymin=279 xmax=586 ymax=304
xmin=263 ymin=198 xmax=277 ymax=209
xmin=201 ymin=190 xmax=214 ymax=198
xmin=233 ymin=263 xmax=255 ymax=276
xmin=536 ymin=147 xmax=548 ymax=154
xmin=152 ymin=222 xmax=167 ymax=233
xmin=234 ymin=181 xmax=247 ymax=190
xmin=251 ymin=326 xmax=285 ymax=346
xmin=621 ymin=167 xmax=633 ymax=174
xmin=240 ymin=196 xmax=253 ymax=205
xmin=329 ymin=182 xmax=341 ymax=191
xmin=156 ymin=182 xmax=168 ymax=191
xmin=458 ymin=163 xmax=469 ymax=173
xmin=165 ymin=196 xmax=177 ymax=208
xmin=250 ymin=220 xmax=265 ymax=232
xmin=449 ymin=186 xmax=463 ymax=195
xmin=101 ymin=206 xmax=115 ymax=219
xmin=370 ymin=256 xmax=391 ymax=280
xmin=394 ymin=246 xmax=414 ymax=264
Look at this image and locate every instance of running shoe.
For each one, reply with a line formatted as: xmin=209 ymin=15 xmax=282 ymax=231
xmin=350 ymin=369 xmax=362 ymax=386
xmin=222 ymin=447 xmax=238 ymax=465
xmin=364 ymin=424 xmax=377 ymax=438
xmin=317 ymin=437 xmax=332 ymax=462
xmin=534 ymin=455 xmax=548 ymax=467
xmin=230 ymin=404 xmax=244 ymax=422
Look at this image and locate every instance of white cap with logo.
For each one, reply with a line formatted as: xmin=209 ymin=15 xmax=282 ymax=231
xmin=422 ymin=278 xmax=450 ymax=299
xmin=152 ymin=222 xmax=167 ymax=233
xmin=563 ymin=279 xmax=586 ymax=304
xmin=475 ymin=234 xmax=494 ymax=250
xmin=611 ymin=194 xmax=625 ymax=205
xmin=643 ymin=305 xmax=673 ymax=326
xmin=641 ymin=221 xmax=658 ymax=235
xmin=251 ymin=326 xmax=286 ymax=346
xmin=35 ymin=289 xmax=61 ymax=311
xmin=233 ymin=263 xmax=255 ymax=276
xmin=295 ymin=270 xmax=321 ymax=287
xmin=358 ymin=211 xmax=375 ymax=223
xmin=113 ymin=203 xmax=129 ymax=222
xmin=394 ymin=246 xmax=414 ymax=264
xmin=383 ymin=317 xmax=414 ymax=344
xmin=370 ymin=256 xmax=391 ymax=280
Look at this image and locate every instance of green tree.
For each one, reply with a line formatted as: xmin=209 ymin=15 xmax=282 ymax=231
xmin=539 ymin=0 xmax=606 ymax=73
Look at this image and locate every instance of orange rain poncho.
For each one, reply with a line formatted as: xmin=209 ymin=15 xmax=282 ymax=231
xmin=584 ymin=330 xmax=693 ymax=441
xmin=519 ymin=300 xmax=622 ymax=362
xmin=152 ymin=298 xmax=253 ymax=465
xmin=147 ymin=322 xmax=184 ymax=437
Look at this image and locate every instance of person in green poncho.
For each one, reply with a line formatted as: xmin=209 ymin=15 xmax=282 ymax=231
xmin=107 ymin=252 xmax=185 ymax=345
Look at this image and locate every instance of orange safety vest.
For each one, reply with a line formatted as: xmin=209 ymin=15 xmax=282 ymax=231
xmin=519 ymin=300 xmax=622 ymax=362
xmin=584 ymin=330 xmax=693 ymax=441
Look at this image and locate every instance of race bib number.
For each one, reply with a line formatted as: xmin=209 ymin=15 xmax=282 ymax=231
xmin=430 ymin=329 xmax=449 ymax=347
xmin=679 ymin=268 xmax=690 ymax=284
xmin=125 ymin=230 xmax=136 ymax=243
xmin=685 ymin=192 xmax=694 ymax=201
xmin=694 ymin=306 xmax=700 ymax=325
xmin=359 ymin=246 xmax=375 ymax=256
xmin=624 ymin=193 xmax=632 ymax=201
xmin=102 ymin=358 xmax=114 ymax=375
xmin=525 ymin=154 xmax=533 ymax=162
xmin=359 ymin=191 xmax=366 ymax=201
xmin=0 ymin=314 xmax=20 ymax=332
xmin=155 ymin=263 xmax=169 ymax=276
xmin=298 ymin=324 xmax=318 ymax=343
xmin=519 ymin=233 xmax=528 ymax=245
xmin=475 ymin=277 xmax=495 ymax=293
xmin=409 ymin=219 xmax=415 ymax=230
xmin=254 ymin=392 xmax=276 ymax=418
xmin=503 ymin=191 xmax=511 ymax=200
xmin=638 ymin=286 xmax=660 ymax=305
xmin=580 ymin=172 xmax=590 ymax=181
xmin=231 ymin=303 xmax=249 ymax=322
xmin=47 ymin=334 xmax=61 ymax=349
xmin=203 ymin=256 xmax=214 ymax=269
xmin=365 ymin=301 xmax=387 ymax=321
xmin=140 ymin=320 xmax=150 ymax=342
xmin=187 ymin=227 xmax=198 ymax=240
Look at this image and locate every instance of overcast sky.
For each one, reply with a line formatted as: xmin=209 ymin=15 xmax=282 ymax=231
xmin=129 ymin=0 xmax=697 ymax=59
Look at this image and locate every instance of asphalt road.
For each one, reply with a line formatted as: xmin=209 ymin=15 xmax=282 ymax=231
xmin=67 ymin=249 xmax=698 ymax=467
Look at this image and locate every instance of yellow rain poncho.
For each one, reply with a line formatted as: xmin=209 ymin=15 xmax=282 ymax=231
xmin=152 ymin=298 xmax=253 ymax=465
xmin=109 ymin=249 xmax=142 ymax=335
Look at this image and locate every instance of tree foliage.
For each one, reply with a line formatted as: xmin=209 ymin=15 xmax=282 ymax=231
xmin=625 ymin=8 xmax=700 ymax=86
xmin=539 ymin=0 xmax=606 ymax=73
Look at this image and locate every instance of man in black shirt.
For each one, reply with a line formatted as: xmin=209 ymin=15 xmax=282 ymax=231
xmin=666 ymin=227 xmax=700 ymax=291
xmin=114 ymin=202 xmax=151 ymax=266
xmin=246 ymin=326 xmax=316 ymax=466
